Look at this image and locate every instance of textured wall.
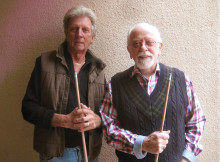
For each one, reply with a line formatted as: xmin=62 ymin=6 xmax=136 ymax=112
xmin=0 ymin=0 xmax=219 ymax=161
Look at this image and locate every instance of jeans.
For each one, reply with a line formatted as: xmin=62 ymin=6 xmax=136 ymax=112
xmin=40 ymin=147 xmax=98 ymax=162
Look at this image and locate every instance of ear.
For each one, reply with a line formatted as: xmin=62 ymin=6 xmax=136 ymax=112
xmin=159 ymin=42 xmax=163 ymax=49
xmin=158 ymin=42 xmax=163 ymax=56
xmin=127 ymin=46 xmax=133 ymax=59
xmin=90 ymin=36 xmax=95 ymax=44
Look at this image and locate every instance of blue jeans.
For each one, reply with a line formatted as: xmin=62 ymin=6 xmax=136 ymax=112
xmin=40 ymin=147 xmax=98 ymax=162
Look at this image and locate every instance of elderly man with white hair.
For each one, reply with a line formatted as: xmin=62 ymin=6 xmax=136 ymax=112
xmin=100 ymin=23 xmax=206 ymax=162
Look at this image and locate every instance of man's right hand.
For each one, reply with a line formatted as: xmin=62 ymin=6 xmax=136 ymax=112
xmin=51 ymin=103 xmax=85 ymax=129
xmin=142 ymin=130 xmax=170 ymax=154
xmin=51 ymin=112 xmax=76 ymax=129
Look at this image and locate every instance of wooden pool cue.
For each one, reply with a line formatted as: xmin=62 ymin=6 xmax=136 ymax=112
xmin=154 ymin=73 xmax=172 ymax=162
xmin=74 ymin=71 xmax=88 ymax=162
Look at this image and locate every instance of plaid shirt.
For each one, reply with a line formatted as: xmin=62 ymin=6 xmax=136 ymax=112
xmin=100 ymin=63 xmax=206 ymax=157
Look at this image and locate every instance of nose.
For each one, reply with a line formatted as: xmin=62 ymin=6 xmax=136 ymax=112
xmin=76 ymin=28 xmax=84 ymax=37
xmin=140 ymin=41 xmax=148 ymax=51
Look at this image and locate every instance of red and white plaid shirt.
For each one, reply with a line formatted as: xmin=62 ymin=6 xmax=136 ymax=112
xmin=100 ymin=64 xmax=206 ymax=157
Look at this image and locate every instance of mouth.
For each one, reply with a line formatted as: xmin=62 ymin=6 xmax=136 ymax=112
xmin=75 ymin=41 xmax=84 ymax=44
xmin=138 ymin=55 xmax=152 ymax=59
xmin=74 ymin=42 xmax=84 ymax=47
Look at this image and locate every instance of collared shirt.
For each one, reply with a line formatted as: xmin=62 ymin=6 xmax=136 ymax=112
xmin=100 ymin=63 xmax=206 ymax=161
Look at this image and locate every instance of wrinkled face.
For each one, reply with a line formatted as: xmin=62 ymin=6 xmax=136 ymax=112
xmin=66 ymin=16 xmax=94 ymax=54
xmin=127 ymin=26 xmax=163 ymax=70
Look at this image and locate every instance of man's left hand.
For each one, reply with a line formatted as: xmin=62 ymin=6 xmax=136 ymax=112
xmin=72 ymin=103 xmax=101 ymax=132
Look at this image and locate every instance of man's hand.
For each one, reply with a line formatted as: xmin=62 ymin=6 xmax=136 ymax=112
xmin=142 ymin=130 xmax=170 ymax=154
xmin=72 ymin=103 xmax=101 ymax=132
xmin=51 ymin=112 xmax=74 ymax=129
xmin=51 ymin=103 xmax=101 ymax=132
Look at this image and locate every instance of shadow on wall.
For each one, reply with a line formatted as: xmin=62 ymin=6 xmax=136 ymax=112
xmin=0 ymin=33 xmax=64 ymax=161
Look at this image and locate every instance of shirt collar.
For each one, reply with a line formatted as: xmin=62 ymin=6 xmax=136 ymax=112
xmin=131 ymin=63 xmax=161 ymax=78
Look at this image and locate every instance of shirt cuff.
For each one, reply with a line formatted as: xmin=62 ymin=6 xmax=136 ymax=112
xmin=182 ymin=149 xmax=198 ymax=162
xmin=133 ymin=135 xmax=147 ymax=159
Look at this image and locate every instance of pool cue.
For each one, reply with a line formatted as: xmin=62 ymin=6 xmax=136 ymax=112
xmin=154 ymin=73 xmax=172 ymax=162
xmin=74 ymin=71 xmax=88 ymax=162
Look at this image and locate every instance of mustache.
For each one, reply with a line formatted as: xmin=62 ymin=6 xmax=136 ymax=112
xmin=137 ymin=51 xmax=153 ymax=57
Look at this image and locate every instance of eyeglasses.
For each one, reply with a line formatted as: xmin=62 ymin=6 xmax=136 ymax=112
xmin=130 ymin=40 xmax=159 ymax=49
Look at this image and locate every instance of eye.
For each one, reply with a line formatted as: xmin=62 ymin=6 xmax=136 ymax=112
xmin=145 ymin=40 xmax=157 ymax=47
xmin=83 ymin=28 xmax=90 ymax=33
xmin=146 ymin=41 xmax=155 ymax=47
xmin=70 ymin=27 xmax=78 ymax=32
xmin=132 ymin=41 xmax=141 ymax=48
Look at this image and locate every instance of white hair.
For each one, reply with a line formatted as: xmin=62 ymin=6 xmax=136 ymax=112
xmin=127 ymin=23 xmax=162 ymax=45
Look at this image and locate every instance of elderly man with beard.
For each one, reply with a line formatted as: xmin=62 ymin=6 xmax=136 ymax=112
xmin=100 ymin=23 xmax=206 ymax=162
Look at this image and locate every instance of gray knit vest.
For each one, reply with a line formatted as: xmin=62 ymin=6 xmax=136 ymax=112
xmin=111 ymin=63 xmax=188 ymax=162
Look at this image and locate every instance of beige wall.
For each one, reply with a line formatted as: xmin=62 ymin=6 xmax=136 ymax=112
xmin=0 ymin=0 xmax=219 ymax=161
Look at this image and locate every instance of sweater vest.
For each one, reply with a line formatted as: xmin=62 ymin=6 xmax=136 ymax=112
xmin=111 ymin=63 xmax=188 ymax=162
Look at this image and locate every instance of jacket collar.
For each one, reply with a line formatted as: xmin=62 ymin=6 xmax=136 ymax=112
xmin=55 ymin=41 xmax=106 ymax=82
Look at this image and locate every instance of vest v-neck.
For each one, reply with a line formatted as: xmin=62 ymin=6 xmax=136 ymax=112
xmin=126 ymin=63 xmax=168 ymax=103
xmin=149 ymin=63 xmax=167 ymax=101
xmin=115 ymin=64 xmax=174 ymax=118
